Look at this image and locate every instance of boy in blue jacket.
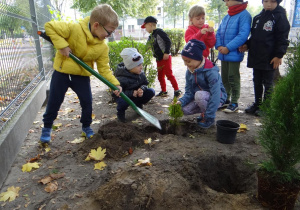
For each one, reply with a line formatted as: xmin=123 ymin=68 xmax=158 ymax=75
xmin=215 ymin=0 xmax=251 ymax=113
xmin=178 ymin=39 xmax=227 ymax=129
xmin=240 ymin=0 xmax=290 ymax=116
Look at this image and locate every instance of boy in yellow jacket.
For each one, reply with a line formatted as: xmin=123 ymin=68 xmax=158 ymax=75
xmin=40 ymin=4 xmax=122 ymax=143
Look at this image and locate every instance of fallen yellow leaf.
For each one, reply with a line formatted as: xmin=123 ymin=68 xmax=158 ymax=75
xmin=45 ymin=147 xmax=51 ymax=153
xmin=22 ymin=162 xmax=40 ymax=172
xmin=94 ymin=161 xmax=107 ymax=170
xmin=91 ymin=113 xmax=96 ymax=119
xmin=0 ymin=186 xmax=20 ymax=202
xmin=237 ymin=123 xmax=249 ymax=133
xmin=144 ymin=138 xmax=152 ymax=144
xmin=52 ymin=123 xmax=62 ymax=130
xmin=87 ymin=147 xmax=106 ymax=161
xmin=92 ymin=120 xmax=101 ymax=124
xmin=68 ymin=137 xmax=85 ymax=144
xmin=135 ymin=157 xmax=152 ymax=166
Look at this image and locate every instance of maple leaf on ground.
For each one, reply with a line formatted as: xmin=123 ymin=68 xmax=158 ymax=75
xmin=44 ymin=181 xmax=58 ymax=193
xmin=68 ymin=137 xmax=85 ymax=144
xmin=22 ymin=162 xmax=40 ymax=172
xmin=91 ymin=120 xmax=101 ymax=124
xmin=86 ymin=147 xmax=106 ymax=161
xmin=144 ymin=138 xmax=152 ymax=144
xmin=0 ymin=186 xmax=20 ymax=202
xmin=94 ymin=161 xmax=107 ymax=170
xmin=135 ymin=158 xmax=152 ymax=167
xmin=52 ymin=123 xmax=62 ymax=130
xmin=38 ymin=173 xmax=65 ymax=185
xmin=237 ymin=124 xmax=249 ymax=133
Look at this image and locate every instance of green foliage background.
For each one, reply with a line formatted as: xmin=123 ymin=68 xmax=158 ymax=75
xmin=164 ymin=28 xmax=185 ymax=56
xmin=107 ymin=37 xmax=157 ymax=87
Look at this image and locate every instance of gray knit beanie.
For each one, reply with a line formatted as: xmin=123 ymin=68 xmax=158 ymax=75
xmin=120 ymin=48 xmax=144 ymax=70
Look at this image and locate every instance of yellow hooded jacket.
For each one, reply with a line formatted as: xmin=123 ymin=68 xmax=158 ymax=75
xmin=45 ymin=16 xmax=120 ymax=86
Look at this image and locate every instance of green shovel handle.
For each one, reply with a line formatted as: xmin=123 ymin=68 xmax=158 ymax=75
xmin=69 ymin=53 xmax=138 ymax=111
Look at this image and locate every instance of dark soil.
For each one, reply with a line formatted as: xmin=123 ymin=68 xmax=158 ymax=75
xmin=0 ymin=56 xmax=298 ymax=210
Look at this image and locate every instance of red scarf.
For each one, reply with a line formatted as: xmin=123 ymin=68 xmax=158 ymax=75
xmin=228 ymin=2 xmax=248 ymax=16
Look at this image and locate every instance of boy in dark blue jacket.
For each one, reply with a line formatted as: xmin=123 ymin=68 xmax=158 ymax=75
xmin=240 ymin=0 xmax=290 ymax=116
xmin=215 ymin=0 xmax=251 ymax=113
xmin=114 ymin=48 xmax=155 ymax=122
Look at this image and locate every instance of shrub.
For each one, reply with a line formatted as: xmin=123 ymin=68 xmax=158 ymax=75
xmin=258 ymin=36 xmax=300 ymax=183
xmin=164 ymin=28 xmax=185 ymax=56
xmin=108 ymin=37 xmax=157 ymax=87
xmin=168 ymin=97 xmax=183 ymax=126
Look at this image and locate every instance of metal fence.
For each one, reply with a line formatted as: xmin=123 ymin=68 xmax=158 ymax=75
xmin=0 ymin=0 xmax=53 ymax=132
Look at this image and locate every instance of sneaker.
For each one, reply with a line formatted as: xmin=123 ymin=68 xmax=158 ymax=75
xmin=196 ymin=113 xmax=205 ymax=122
xmin=174 ymin=90 xmax=182 ymax=98
xmin=117 ymin=112 xmax=126 ymax=123
xmin=245 ymin=102 xmax=259 ymax=114
xmin=198 ymin=118 xmax=215 ymax=129
xmin=219 ymin=99 xmax=231 ymax=109
xmin=223 ymin=103 xmax=238 ymax=113
xmin=156 ymin=91 xmax=168 ymax=97
xmin=82 ymin=127 xmax=94 ymax=139
xmin=40 ymin=127 xmax=52 ymax=143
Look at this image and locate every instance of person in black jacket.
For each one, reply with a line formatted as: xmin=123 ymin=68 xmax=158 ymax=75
xmin=239 ymin=0 xmax=290 ymax=115
xmin=141 ymin=16 xmax=181 ymax=98
xmin=114 ymin=48 xmax=155 ymax=122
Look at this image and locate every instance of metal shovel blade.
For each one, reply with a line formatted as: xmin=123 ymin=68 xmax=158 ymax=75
xmin=136 ymin=107 xmax=161 ymax=130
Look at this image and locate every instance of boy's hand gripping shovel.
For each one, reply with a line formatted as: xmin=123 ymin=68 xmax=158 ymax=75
xmin=38 ymin=31 xmax=161 ymax=130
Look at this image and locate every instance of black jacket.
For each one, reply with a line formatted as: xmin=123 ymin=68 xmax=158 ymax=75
xmin=246 ymin=6 xmax=290 ymax=70
xmin=114 ymin=62 xmax=149 ymax=98
xmin=147 ymin=28 xmax=171 ymax=61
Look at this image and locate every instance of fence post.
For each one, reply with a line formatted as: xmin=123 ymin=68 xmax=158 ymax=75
xmin=29 ymin=0 xmax=45 ymax=79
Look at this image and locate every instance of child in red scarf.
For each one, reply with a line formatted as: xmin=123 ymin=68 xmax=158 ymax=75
xmin=215 ymin=0 xmax=251 ymax=113
xmin=185 ymin=5 xmax=216 ymax=58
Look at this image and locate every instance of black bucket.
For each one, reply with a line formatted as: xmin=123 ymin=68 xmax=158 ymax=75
xmin=216 ymin=120 xmax=240 ymax=144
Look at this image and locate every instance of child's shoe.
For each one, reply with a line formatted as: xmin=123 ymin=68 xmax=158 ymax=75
xmin=223 ymin=103 xmax=238 ymax=113
xmin=174 ymin=90 xmax=182 ymax=98
xmin=198 ymin=118 xmax=215 ymax=129
xmin=117 ymin=112 xmax=126 ymax=123
xmin=219 ymin=99 xmax=231 ymax=109
xmin=40 ymin=127 xmax=52 ymax=143
xmin=156 ymin=91 xmax=168 ymax=97
xmin=82 ymin=127 xmax=94 ymax=139
xmin=245 ymin=102 xmax=259 ymax=114
xmin=196 ymin=113 xmax=205 ymax=122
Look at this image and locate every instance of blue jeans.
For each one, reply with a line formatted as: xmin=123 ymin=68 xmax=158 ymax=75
xmin=116 ymin=88 xmax=155 ymax=114
xmin=43 ymin=71 xmax=92 ymax=128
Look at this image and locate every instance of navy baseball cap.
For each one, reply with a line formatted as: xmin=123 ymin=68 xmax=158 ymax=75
xmin=141 ymin=16 xmax=158 ymax=29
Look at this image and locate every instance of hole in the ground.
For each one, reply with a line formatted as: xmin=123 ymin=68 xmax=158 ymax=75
xmin=176 ymin=155 xmax=256 ymax=194
xmin=197 ymin=155 xmax=256 ymax=194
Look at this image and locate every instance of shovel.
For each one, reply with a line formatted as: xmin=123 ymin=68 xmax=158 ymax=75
xmin=38 ymin=31 xmax=161 ymax=130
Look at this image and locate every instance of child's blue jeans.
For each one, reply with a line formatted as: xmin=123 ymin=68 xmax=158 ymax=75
xmin=43 ymin=70 xmax=92 ymax=128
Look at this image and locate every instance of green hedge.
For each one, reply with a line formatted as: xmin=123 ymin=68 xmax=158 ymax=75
xmin=108 ymin=37 xmax=157 ymax=87
xmin=164 ymin=28 xmax=185 ymax=56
